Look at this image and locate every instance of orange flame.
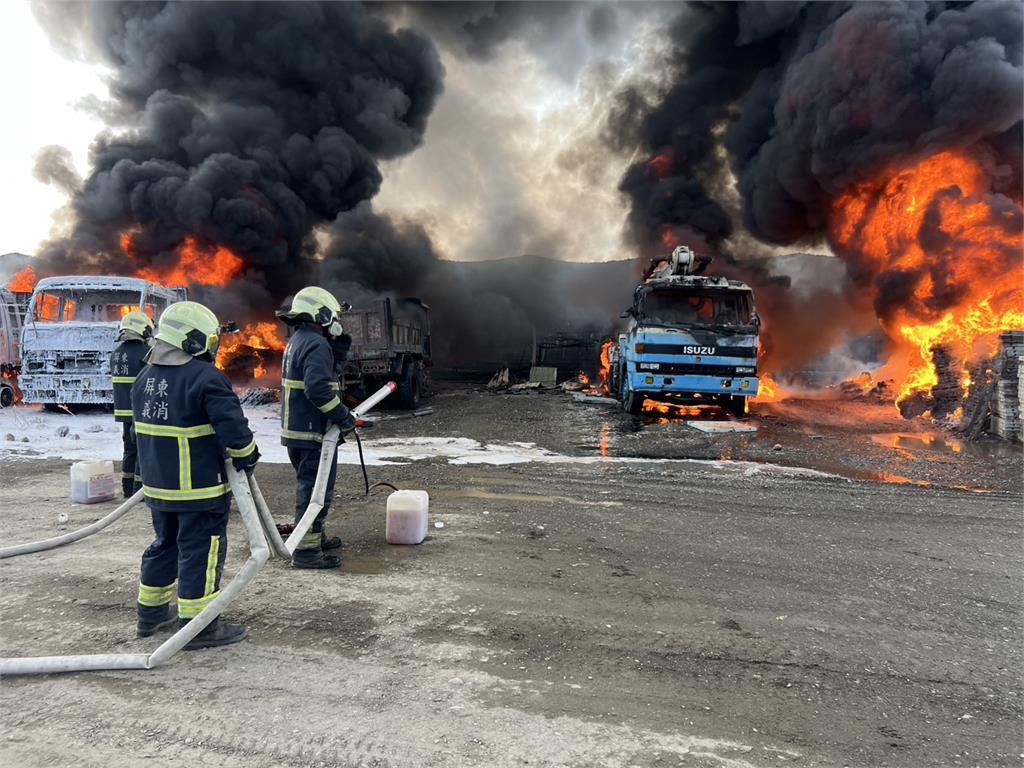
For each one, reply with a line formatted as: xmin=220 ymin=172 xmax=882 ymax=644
xmin=216 ymin=321 xmax=286 ymax=379
xmin=844 ymin=371 xmax=875 ymax=393
xmin=7 ymin=266 xmax=37 ymax=292
xmin=642 ymin=399 xmax=709 ymax=418
xmin=132 ymin=235 xmax=244 ymax=288
xmin=831 ymin=151 xmax=1024 ymax=409
xmin=753 ymin=374 xmax=781 ymax=402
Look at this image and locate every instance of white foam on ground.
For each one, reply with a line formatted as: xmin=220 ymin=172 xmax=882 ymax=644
xmin=0 ymin=404 xmax=840 ymax=479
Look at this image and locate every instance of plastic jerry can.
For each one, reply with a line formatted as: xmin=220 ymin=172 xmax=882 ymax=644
xmin=70 ymin=460 xmax=116 ymax=504
xmin=385 ymin=490 xmax=429 ymax=545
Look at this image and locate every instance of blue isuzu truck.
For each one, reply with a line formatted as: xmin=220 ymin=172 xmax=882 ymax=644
xmin=608 ymin=246 xmax=761 ymax=417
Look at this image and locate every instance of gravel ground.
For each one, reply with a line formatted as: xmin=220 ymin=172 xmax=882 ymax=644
xmin=1 ymin=386 xmax=1021 ymax=767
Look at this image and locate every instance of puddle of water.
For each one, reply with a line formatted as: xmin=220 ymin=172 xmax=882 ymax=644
xmin=872 ymin=432 xmax=964 ymax=454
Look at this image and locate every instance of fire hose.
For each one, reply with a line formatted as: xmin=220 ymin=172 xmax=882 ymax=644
xmin=0 ymin=381 xmax=396 ymax=676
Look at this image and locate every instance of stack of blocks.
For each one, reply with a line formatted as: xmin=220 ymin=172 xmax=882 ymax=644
xmin=989 ymin=331 xmax=1024 ymax=442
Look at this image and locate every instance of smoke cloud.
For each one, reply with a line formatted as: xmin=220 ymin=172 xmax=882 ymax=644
xmin=30 ymin=0 xmax=444 ymax=314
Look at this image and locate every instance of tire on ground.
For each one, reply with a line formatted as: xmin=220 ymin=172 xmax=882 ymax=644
xmin=397 ymin=359 xmax=423 ymax=410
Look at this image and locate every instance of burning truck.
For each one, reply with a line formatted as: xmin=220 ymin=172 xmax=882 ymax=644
xmin=0 ymin=287 xmax=31 ymax=407
xmin=607 ymin=246 xmax=760 ymax=417
xmin=18 ymin=276 xmax=186 ymax=407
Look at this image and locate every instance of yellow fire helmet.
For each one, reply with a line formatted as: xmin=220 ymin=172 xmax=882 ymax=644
xmin=118 ymin=310 xmax=154 ymax=340
xmin=155 ymin=301 xmax=222 ymax=358
xmin=277 ymin=286 xmax=346 ymax=336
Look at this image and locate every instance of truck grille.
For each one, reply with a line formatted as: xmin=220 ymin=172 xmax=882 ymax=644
xmin=636 ymin=362 xmax=755 ymax=376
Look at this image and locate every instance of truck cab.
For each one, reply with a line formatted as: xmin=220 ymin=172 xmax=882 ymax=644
xmin=19 ymin=276 xmax=186 ymax=407
xmin=609 ymin=246 xmax=760 ymax=417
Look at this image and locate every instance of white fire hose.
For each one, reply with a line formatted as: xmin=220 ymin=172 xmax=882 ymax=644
xmin=0 ymin=381 xmax=396 ymax=676
xmin=0 ymin=489 xmax=146 ymax=560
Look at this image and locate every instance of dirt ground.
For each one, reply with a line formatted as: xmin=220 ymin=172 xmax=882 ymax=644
xmin=1 ymin=386 xmax=1022 ymax=767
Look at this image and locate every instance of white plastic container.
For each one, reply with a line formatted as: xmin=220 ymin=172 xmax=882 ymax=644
xmin=385 ymin=490 xmax=429 ymax=545
xmin=70 ymin=460 xmax=116 ymax=504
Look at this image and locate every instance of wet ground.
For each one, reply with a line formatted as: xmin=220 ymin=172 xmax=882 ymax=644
xmin=379 ymin=384 xmax=1023 ymax=493
xmin=1 ymin=384 xmax=1021 ymax=767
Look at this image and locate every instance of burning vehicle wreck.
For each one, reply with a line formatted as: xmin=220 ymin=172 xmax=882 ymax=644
xmin=608 ymin=246 xmax=760 ymax=417
xmin=18 ymin=277 xmax=185 ymax=407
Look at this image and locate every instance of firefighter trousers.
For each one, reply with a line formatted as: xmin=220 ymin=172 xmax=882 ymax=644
xmin=137 ymin=501 xmax=229 ymax=622
xmin=288 ymin=445 xmax=337 ymax=550
xmin=121 ymin=422 xmax=140 ymax=490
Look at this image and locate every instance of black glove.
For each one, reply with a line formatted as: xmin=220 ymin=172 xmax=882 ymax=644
xmin=232 ymin=445 xmax=260 ymax=474
xmin=334 ymin=409 xmax=357 ymax=434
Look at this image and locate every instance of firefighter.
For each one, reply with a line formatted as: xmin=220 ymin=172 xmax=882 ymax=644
xmin=110 ymin=310 xmax=154 ymax=498
xmin=133 ymin=301 xmax=259 ymax=648
xmin=276 ymin=286 xmax=356 ymax=569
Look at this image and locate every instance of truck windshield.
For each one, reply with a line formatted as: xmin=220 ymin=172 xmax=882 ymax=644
xmin=640 ymin=289 xmax=753 ymax=326
xmin=31 ymin=289 xmax=157 ymax=324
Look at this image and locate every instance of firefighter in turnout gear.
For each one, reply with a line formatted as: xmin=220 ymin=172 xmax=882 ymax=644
xmin=111 ymin=310 xmax=154 ymax=498
xmin=277 ymin=286 xmax=356 ymax=569
xmin=133 ymin=301 xmax=259 ymax=649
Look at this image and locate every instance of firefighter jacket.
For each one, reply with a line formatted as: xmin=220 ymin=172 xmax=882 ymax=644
xmin=132 ymin=341 xmax=256 ymax=511
xmin=281 ymin=325 xmax=351 ymax=449
xmin=111 ymin=334 xmax=150 ymax=423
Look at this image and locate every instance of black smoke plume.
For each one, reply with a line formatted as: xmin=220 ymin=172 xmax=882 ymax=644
xmin=30 ymin=1 xmax=444 ymax=315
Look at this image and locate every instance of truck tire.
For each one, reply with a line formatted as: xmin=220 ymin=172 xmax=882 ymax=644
xmin=622 ymin=383 xmax=644 ymax=416
xmin=0 ymin=384 xmax=13 ymax=409
xmin=397 ymin=360 xmax=423 ymax=410
xmin=724 ymin=395 xmax=747 ymax=418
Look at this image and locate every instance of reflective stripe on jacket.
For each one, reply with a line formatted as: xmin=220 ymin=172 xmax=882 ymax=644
xmin=111 ymin=339 xmax=150 ymax=423
xmin=281 ymin=325 xmax=349 ymax=449
xmin=132 ymin=357 xmax=255 ymax=511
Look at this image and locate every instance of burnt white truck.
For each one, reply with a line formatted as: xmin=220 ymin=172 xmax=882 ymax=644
xmin=19 ymin=276 xmax=185 ymax=407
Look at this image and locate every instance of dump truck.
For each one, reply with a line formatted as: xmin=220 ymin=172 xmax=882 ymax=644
xmin=340 ymin=297 xmax=431 ymax=409
xmin=608 ymin=246 xmax=760 ymax=417
xmin=0 ymin=288 xmax=32 ymax=407
xmin=19 ymin=276 xmax=186 ymax=407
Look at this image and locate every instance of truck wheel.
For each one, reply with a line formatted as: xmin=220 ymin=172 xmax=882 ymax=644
xmin=0 ymin=385 xmax=13 ymax=409
xmin=725 ymin=396 xmax=747 ymax=418
xmin=397 ymin=361 xmax=422 ymax=410
xmin=622 ymin=383 xmax=643 ymax=416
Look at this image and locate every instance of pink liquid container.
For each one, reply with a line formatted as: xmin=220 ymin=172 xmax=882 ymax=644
xmin=70 ymin=460 xmax=116 ymax=504
xmin=385 ymin=490 xmax=429 ymax=545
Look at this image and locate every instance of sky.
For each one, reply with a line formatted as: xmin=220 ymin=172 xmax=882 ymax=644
xmin=0 ymin=1 xmax=662 ymax=264
xmin=0 ymin=1 xmax=107 ymax=257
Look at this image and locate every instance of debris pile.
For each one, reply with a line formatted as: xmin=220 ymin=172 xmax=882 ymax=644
xmin=989 ymin=332 xmax=1023 ymax=442
xmin=838 ymin=372 xmax=894 ymax=402
xmin=239 ymin=387 xmax=281 ymax=407
xmin=898 ymin=346 xmax=966 ymax=419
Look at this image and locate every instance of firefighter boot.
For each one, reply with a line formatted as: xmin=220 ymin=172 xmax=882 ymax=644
xmin=321 ymin=532 xmax=343 ymax=551
xmin=292 ymin=548 xmax=342 ymax=569
xmin=181 ymin=618 xmax=248 ymax=650
xmin=136 ymin=606 xmax=177 ymax=638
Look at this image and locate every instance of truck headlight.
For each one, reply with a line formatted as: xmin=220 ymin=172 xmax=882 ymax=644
xmin=644 ymin=376 xmax=655 ymax=384
xmin=635 ymin=343 xmax=646 ymax=353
